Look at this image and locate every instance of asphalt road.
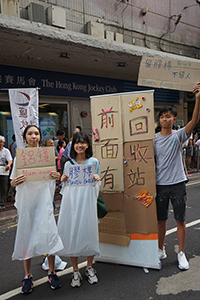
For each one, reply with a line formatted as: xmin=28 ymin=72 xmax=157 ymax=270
xmin=0 ymin=180 xmax=200 ymax=300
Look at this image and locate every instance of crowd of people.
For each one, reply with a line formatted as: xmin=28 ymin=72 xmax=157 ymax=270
xmin=0 ymin=82 xmax=200 ymax=294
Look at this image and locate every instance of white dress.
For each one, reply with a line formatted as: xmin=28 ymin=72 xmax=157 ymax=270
xmin=57 ymin=157 xmax=100 ymax=257
xmin=11 ymin=159 xmax=64 ymax=260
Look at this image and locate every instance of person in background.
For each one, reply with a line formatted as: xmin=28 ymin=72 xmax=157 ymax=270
xmin=0 ymin=135 xmax=13 ymax=209
xmin=45 ymin=138 xmax=59 ymax=159
xmin=185 ymin=133 xmax=193 ymax=170
xmin=57 ymin=140 xmax=66 ymax=173
xmin=7 ymin=136 xmax=17 ymax=202
xmin=45 ymin=138 xmax=59 ymax=211
xmin=193 ymin=131 xmax=200 ymax=169
xmin=53 ymin=130 xmax=65 ymax=149
xmin=9 ymin=134 xmax=16 ymax=153
xmin=68 ymin=126 xmax=82 ymax=142
xmin=60 ymin=127 xmax=81 ymax=174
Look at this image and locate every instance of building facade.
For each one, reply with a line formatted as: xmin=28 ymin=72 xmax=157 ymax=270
xmin=0 ymin=0 xmax=200 ymax=146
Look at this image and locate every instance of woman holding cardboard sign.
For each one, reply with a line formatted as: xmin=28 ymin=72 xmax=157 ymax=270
xmin=58 ymin=132 xmax=100 ymax=288
xmin=10 ymin=125 xmax=64 ymax=294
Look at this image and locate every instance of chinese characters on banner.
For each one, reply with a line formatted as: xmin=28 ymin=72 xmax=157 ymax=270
xmin=64 ymin=164 xmax=95 ymax=186
xmin=16 ymin=147 xmax=56 ymax=181
xmin=91 ymin=95 xmax=124 ymax=191
xmin=91 ymin=90 xmax=157 ymax=233
xmin=91 ymin=90 xmax=160 ymax=270
xmin=9 ymin=88 xmax=39 ymax=148
xmin=138 ymin=56 xmax=200 ymax=92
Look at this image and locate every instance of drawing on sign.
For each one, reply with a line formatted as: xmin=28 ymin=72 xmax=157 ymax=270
xmin=101 ymin=166 xmax=117 ymax=190
xmin=129 ymin=144 xmax=149 ymax=163
xmin=127 ymin=167 xmax=145 ymax=188
xmin=101 ymin=138 xmax=119 ymax=159
xmin=129 ymin=116 xmax=148 ymax=136
xmin=98 ymin=107 xmax=118 ymax=129
xmin=137 ymin=189 xmax=153 ymax=208
xmin=128 ymin=97 xmax=143 ymax=112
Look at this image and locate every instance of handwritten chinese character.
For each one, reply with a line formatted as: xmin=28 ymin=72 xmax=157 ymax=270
xmin=83 ymin=166 xmax=92 ymax=179
xmin=98 ymin=107 xmax=118 ymax=129
xmin=163 ymin=61 xmax=172 ymax=70
xmin=127 ymin=167 xmax=145 ymax=189
xmin=20 ymin=150 xmax=29 ymax=167
xmin=129 ymin=144 xmax=148 ymax=163
xmin=101 ymin=166 xmax=117 ymax=190
xmin=19 ymin=107 xmax=28 ymax=118
xmin=20 ymin=120 xmax=29 ymax=130
xmin=101 ymin=138 xmax=119 ymax=159
xmin=153 ymin=60 xmax=162 ymax=69
xmin=145 ymin=59 xmax=152 ymax=68
xmin=42 ymin=149 xmax=50 ymax=163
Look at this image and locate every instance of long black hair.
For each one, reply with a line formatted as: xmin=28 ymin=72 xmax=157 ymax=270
xmin=70 ymin=132 xmax=92 ymax=159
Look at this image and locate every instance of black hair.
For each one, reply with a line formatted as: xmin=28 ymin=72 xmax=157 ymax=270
xmin=76 ymin=126 xmax=82 ymax=132
xmin=158 ymin=106 xmax=177 ymax=118
xmin=57 ymin=139 xmax=65 ymax=153
xmin=70 ymin=132 xmax=92 ymax=159
xmin=23 ymin=125 xmax=42 ymax=142
xmin=56 ymin=129 xmax=65 ymax=136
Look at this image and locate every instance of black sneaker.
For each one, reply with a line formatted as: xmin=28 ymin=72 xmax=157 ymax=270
xmin=48 ymin=271 xmax=61 ymax=289
xmin=21 ymin=275 xmax=34 ymax=294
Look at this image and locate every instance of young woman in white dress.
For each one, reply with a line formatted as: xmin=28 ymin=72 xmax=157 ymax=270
xmin=58 ymin=132 xmax=100 ymax=288
xmin=10 ymin=125 xmax=63 ymax=293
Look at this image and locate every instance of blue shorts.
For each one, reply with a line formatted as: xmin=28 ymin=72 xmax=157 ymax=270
xmin=156 ymin=182 xmax=186 ymax=222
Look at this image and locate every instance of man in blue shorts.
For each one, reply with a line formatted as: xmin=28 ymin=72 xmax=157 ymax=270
xmin=154 ymin=82 xmax=200 ymax=270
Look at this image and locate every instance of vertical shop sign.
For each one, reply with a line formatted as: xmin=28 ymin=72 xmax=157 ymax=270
xmin=9 ymin=88 xmax=39 ymax=148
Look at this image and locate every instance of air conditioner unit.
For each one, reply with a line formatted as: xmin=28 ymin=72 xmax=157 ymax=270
xmin=86 ymin=21 xmax=104 ymax=39
xmin=105 ymin=30 xmax=114 ymax=41
xmin=115 ymin=33 xmax=123 ymax=43
xmin=47 ymin=5 xmax=66 ymax=29
xmin=27 ymin=2 xmax=45 ymax=24
xmin=0 ymin=0 xmax=19 ymax=18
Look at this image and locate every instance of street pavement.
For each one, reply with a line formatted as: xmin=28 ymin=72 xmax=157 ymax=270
xmin=0 ymin=175 xmax=200 ymax=299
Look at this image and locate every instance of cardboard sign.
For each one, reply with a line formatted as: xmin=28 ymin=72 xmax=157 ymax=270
xmin=138 ymin=56 xmax=200 ymax=92
xmin=121 ymin=91 xmax=155 ymax=142
xmin=93 ymin=142 xmax=124 ymax=191
xmin=64 ymin=164 xmax=95 ymax=186
xmin=124 ymin=140 xmax=156 ymax=196
xmin=91 ymin=94 xmax=123 ymax=144
xmin=16 ymin=147 xmax=56 ymax=181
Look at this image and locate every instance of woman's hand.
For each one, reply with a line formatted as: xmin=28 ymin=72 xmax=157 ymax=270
xmin=93 ymin=174 xmax=100 ymax=181
xmin=50 ymin=171 xmax=61 ymax=180
xmin=61 ymin=174 xmax=68 ymax=182
xmin=11 ymin=174 xmax=26 ymax=187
